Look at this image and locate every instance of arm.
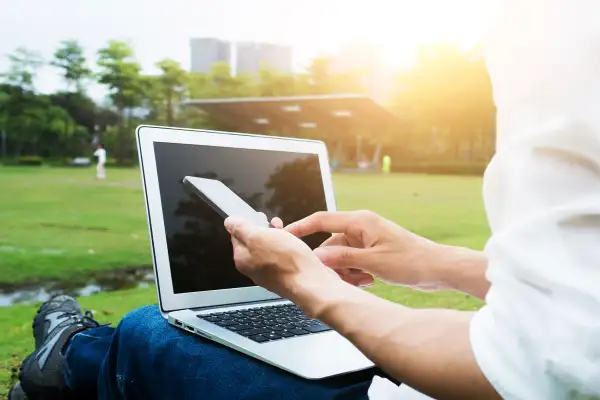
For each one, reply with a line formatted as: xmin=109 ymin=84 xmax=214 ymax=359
xmin=436 ymin=245 xmax=489 ymax=301
xmin=294 ymin=275 xmax=499 ymax=399
xmin=225 ymin=218 xmax=499 ymax=398
xmin=286 ymin=212 xmax=491 ymax=301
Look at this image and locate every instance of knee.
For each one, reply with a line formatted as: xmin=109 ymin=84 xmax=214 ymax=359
xmin=115 ymin=305 xmax=164 ymax=340
xmin=121 ymin=305 xmax=160 ymax=323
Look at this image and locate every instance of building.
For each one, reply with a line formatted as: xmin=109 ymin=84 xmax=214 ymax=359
xmin=190 ymin=38 xmax=232 ymax=73
xmin=235 ymin=42 xmax=292 ymax=75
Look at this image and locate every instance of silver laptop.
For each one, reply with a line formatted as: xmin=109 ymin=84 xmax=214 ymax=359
xmin=136 ymin=125 xmax=374 ymax=379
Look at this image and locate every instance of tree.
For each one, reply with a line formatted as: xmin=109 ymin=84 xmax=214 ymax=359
xmin=257 ymin=67 xmax=296 ymax=97
xmin=154 ymin=58 xmax=188 ymax=125
xmin=2 ymin=48 xmax=44 ymax=90
xmin=392 ymin=44 xmax=495 ymax=163
xmin=0 ymin=49 xmax=45 ymax=156
xmin=51 ymin=40 xmax=92 ymax=93
xmin=96 ymin=40 xmax=143 ymax=162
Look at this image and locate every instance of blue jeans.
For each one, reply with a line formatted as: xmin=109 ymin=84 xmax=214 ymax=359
xmin=63 ymin=306 xmax=387 ymax=399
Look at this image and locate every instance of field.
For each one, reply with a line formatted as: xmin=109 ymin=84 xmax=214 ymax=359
xmin=0 ymin=166 xmax=489 ymax=397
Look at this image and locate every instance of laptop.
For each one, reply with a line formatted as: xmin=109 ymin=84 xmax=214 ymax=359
xmin=136 ymin=125 xmax=374 ymax=379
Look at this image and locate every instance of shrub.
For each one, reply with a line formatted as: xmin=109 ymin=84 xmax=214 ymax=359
xmin=105 ymin=158 xmax=136 ymax=168
xmin=17 ymin=156 xmax=43 ymax=166
xmin=391 ymin=162 xmax=487 ymax=176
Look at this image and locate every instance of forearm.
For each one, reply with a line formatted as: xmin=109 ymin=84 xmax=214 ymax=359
xmin=435 ymin=245 xmax=489 ymax=300
xmin=295 ymin=278 xmax=498 ymax=399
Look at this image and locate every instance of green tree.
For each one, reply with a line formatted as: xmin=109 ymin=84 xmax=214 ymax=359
xmin=392 ymin=44 xmax=495 ymax=163
xmin=257 ymin=67 xmax=296 ymax=97
xmin=2 ymin=48 xmax=44 ymax=90
xmin=188 ymin=62 xmax=254 ymax=99
xmin=96 ymin=40 xmax=143 ymax=162
xmin=51 ymin=40 xmax=92 ymax=92
xmin=154 ymin=58 xmax=187 ymax=125
xmin=1 ymin=49 xmax=45 ymax=156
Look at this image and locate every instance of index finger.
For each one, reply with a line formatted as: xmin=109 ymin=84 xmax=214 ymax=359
xmin=285 ymin=212 xmax=355 ymax=238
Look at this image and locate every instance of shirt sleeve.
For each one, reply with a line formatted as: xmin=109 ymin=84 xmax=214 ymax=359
xmin=470 ymin=0 xmax=600 ymax=398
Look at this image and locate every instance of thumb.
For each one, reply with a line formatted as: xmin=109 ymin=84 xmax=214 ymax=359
xmin=313 ymin=246 xmax=366 ymax=269
xmin=224 ymin=217 xmax=253 ymax=244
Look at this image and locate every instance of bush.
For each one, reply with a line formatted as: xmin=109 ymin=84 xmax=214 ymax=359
xmin=105 ymin=158 xmax=136 ymax=168
xmin=391 ymin=162 xmax=487 ymax=176
xmin=17 ymin=156 xmax=43 ymax=166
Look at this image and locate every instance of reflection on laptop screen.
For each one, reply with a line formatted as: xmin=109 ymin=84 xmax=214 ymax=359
xmin=153 ymin=142 xmax=329 ymax=294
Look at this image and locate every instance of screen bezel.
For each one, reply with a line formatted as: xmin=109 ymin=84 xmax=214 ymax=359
xmin=136 ymin=125 xmax=336 ymax=313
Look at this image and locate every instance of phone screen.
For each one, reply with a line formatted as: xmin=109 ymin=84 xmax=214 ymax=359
xmin=183 ymin=176 xmax=269 ymax=227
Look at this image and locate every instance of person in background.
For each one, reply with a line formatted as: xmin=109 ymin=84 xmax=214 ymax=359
xmin=93 ymin=144 xmax=106 ymax=180
xmin=381 ymin=155 xmax=391 ymax=174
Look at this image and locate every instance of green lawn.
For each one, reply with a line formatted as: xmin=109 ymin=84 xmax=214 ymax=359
xmin=0 ymin=167 xmax=489 ymax=284
xmin=0 ymin=167 xmax=150 ymax=284
xmin=0 ymin=167 xmax=489 ymax=397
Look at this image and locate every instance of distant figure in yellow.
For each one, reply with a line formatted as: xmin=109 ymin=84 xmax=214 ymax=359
xmin=382 ymin=155 xmax=391 ymax=174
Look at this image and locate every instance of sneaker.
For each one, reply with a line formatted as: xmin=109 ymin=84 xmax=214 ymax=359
xmin=17 ymin=295 xmax=101 ymax=399
xmin=7 ymin=382 xmax=27 ymax=400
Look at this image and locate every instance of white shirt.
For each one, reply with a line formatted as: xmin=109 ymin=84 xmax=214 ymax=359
xmin=370 ymin=0 xmax=600 ymax=398
xmin=94 ymin=148 xmax=107 ymax=164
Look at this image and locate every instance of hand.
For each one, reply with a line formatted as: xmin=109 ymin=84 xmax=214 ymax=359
xmin=286 ymin=211 xmax=449 ymax=291
xmin=224 ymin=216 xmax=340 ymax=301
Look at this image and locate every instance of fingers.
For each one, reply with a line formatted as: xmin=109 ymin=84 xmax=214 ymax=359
xmin=319 ymin=233 xmax=348 ymax=248
xmin=271 ymin=217 xmax=284 ymax=229
xmin=338 ymin=270 xmax=374 ymax=287
xmin=231 ymin=236 xmax=252 ymax=268
xmin=286 ymin=212 xmax=356 ymax=237
xmin=313 ymin=245 xmax=364 ymax=269
xmin=256 ymin=212 xmax=283 ymax=229
xmin=225 ymin=217 xmax=258 ymax=244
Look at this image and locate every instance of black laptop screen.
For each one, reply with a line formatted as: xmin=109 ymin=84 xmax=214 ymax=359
xmin=153 ymin=141 xmax=329 ymax=294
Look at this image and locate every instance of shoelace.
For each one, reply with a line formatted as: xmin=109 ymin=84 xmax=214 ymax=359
xmin=79 ymin=309 xmax=110 ymax=329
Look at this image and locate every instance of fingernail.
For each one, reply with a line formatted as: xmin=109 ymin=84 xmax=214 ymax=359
xmin=357 ymin=279 xmax=372 ymax=287
xmin=313 ymin=247 xmax=328 ymax=260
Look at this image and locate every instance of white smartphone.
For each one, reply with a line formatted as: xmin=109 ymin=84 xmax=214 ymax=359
xmin=182 ymin=176 xmax=269 ymax=227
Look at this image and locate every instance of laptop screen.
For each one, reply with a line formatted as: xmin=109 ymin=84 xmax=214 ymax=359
xmin=153 ymin=141 xmax=329 ymax=294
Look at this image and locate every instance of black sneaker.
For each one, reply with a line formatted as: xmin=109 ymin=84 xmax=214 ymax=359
xmin=16 ymin=295 xmax=101 ymax=399
xmin=7 ymin=382 xmax=27 ymax=400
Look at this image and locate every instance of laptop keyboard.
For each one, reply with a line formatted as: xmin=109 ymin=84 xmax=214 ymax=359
xmin=197 ymin=303 xmax=332 ymax=343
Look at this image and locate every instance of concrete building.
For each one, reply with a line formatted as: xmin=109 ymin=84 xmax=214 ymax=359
xmin=190 ymin=38 xmax=232 ymax=73
xmin=235 ymin=42 xmax=292 ymax=75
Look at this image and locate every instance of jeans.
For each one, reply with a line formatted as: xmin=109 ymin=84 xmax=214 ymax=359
xmin=63 ymin=305 xmax=385 ymax=399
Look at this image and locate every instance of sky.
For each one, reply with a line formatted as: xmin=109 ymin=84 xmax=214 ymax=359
xmin=0 ymin=0 xmax=490 ymax=101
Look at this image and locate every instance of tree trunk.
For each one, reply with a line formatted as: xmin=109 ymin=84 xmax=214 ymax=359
xmin=117 ymin=107 xmax=125 ymax=164
xmin=166 ymin=92 xmax=173 ymax=126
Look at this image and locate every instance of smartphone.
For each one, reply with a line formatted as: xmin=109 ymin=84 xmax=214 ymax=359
xmin=182 ymin=176 xmax=269 ymax=227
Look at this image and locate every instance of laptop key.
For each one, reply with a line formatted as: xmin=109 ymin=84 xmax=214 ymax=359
xmin=304 ymin=324 xmax=331 ymax=333
xmin=279 ymin=331 xmax=295 ymax=338
xmin=201 ymin=316 xmax=221 ymax=322
xmin=287 ymin=328 xmax=310 ymax=335
xmin=270 ymin=325 xmax=285 ymax=331
xmin=228 ymin=324 xmax=252 ymax=331
xmin=215 ymin=320 xmax=237 ymax=327
xmin=239 ymin=328 xmax=271 ymax=336
xmin=265 ymin=333 xmax=283 ymax=340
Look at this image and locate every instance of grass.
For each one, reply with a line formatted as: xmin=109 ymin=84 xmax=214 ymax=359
xmin=0 ymin=166 xmax=489 ymax=397
xmin=0 ymin=166 xmax=151 ymax=284
xmin=0 ymin=168 xmax=489 ymax=284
